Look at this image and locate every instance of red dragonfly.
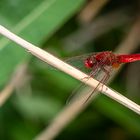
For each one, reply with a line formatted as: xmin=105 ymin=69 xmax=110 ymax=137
xmin=84 ymin=51 xmax=140 ymax=77
xmin=68 ymin=51 xmax=140 ymax=103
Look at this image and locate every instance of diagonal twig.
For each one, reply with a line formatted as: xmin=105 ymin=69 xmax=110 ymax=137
xmin=35 ymin=18 xmax=140 ymax=140
xmin=0 ymin=25 xmax=140 ymax=140
xmin=78 ymin=0 xmax=109 ymax=24
xmin=0 ymin=63 xmax=28 ymax=106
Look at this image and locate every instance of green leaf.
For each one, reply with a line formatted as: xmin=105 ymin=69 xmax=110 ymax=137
xmin=0 ymin=0 xmax=85 ymax=87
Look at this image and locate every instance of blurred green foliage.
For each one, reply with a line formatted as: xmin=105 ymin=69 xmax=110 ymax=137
xmin=0 ymin=0 xmax=140 ymax=140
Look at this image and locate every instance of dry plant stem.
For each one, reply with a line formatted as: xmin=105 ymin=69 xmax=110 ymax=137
xmin=0 ymin=25 xmax=140 ymax=113
xmin=36 ymin=18 xmax=140 ymax=139
xmin=116 ymin=17 xmax=140 ymax=54
xmin=0 ymin=26 xmax=100 ymax=89
xmin=0 ymin=26 xmax=140 ymax=139
xmin=0 ymin=64 xmax=27 ymax=106
xmin=35 ymin=19 xmax=140 ymax=140
xmin=36 ymin=18 xmax=140 ymax=140
xmin=78 ymin=0 xmax=109 ymax=24
xmin=0 ymin=8 xmax=134 ymax=107
xmin=35 ymin=88 xmax=99 ymax=140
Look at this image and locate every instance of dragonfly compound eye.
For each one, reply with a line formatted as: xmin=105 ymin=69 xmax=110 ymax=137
xmin=84 ymin=58 xmax=94 ymax=68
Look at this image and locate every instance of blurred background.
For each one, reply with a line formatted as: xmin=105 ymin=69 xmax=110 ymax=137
xmin=0 ymin=0 xmax=140 ymax=140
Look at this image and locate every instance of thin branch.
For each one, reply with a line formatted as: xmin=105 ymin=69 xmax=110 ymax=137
xmin=0 ymin=25 xmax=140 ymax=140
xmin=35 ymin=87 xmax=99 ymax=140
xmin=1 ymin=14 xmax=137 ymax=107
xmin=0 ymin=63 xmax=27 ymax=106
xmin=116 ymin=17 xmax=140 ymax=54
xmin=35 ymin=18 xmax=140 ymax=140
xmin=78 ymin=0 xmax=109 ymax=24
xmin=0 ymin=25 xmax=140 ymax=112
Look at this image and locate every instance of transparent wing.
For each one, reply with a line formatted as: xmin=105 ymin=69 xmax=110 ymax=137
xmin=66 ymin=52 xmax=114 ymax=104
xmin=66 ymin=66 xmax=113 ymax=105
xmin=65 ymin=52 xmax=97 ymax=73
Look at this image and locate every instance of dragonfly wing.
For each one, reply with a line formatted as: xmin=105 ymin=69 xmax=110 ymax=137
xmin=67 ymin=66 xmax=113 ymax=104
xmin=65 ymin=53 xmax=97 ymax=73
xmin=66 ymin=84 xmax=95 ymax=104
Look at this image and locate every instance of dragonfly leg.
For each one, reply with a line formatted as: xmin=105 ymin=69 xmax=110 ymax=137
xmin=99 ymin=67 xmax=112 ymax=93
xmin=102 ymin=67 xmax=111 ymax=83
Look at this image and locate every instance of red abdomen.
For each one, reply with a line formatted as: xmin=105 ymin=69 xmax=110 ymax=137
xmin=117 ymin=54 xmax=140 ymax=63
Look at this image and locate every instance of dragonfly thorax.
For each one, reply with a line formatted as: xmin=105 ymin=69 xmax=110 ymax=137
xmin=84 ymin=51 xmax=119 ymax=69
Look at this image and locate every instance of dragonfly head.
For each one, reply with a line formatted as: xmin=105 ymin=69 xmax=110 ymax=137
xmin=84 ymin=57 xmax=95 ymax=68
